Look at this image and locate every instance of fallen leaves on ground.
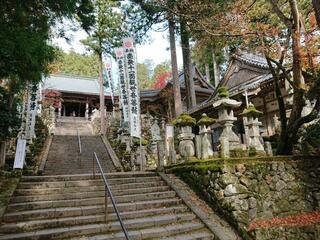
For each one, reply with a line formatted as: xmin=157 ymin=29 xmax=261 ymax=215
xmin=248 ymin=211 xmax=320 ymax=231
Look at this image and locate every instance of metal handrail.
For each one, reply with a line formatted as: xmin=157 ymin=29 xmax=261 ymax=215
xmin=92 ymin=152 xmax=130 ymax=240
xmin=77 ymin=128 xmax=82 ymax=155
xmin=77 ymin=128 xmax=82 ymax=167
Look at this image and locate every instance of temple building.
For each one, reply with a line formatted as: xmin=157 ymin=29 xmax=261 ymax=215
xmin=43 ymin=52 xmax=301 ymax=139
xmin=140 ymin=65 xmax=215 ymax=120
xmin=43 ymin=65 xmax=215 ymax=121
xmin=187 ymin=51 xmax=294 ymax=137
xmin=43 ymin=74 xmax=117 ymax=119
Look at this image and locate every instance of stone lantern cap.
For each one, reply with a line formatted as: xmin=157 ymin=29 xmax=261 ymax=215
xmin=212 ymin=98 xmax=242 ymax=109
xmin=197 ymin=113 xmax=216 ymax=126
xmin=239 ymin=103 xmax=263 ymax=118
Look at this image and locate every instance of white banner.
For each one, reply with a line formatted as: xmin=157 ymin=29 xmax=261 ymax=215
xmin=13 ymin=139 xmax=26 ymax=169
xmin=105 ymin=61 xmax=115 ymax=105
xmin=123 ymin=37 xmax=141 ymax=138
xmin=25 ymin=83 xmax=38 ymax=139
xmin=115 ymin=48 xmax=130 ymax=122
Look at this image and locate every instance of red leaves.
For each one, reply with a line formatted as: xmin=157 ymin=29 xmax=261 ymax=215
xmin=248 ymin=211 xmax=320 ymax=231
xmin=153 ymin=71 xmax=172 ymax=89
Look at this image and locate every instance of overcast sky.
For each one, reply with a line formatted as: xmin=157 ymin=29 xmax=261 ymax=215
xmin=52 ymin=27 xmax=183 ymax=68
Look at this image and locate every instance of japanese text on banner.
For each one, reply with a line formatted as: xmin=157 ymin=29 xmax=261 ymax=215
xmin=115 ymin=48 xmax=130 ymax=122
xmin=105 ymin=62 xmax=115 ymax=105
xmin=123 ymin=38 xmax=141 ymax=138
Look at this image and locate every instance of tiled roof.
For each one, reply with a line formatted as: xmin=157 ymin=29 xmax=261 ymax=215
xmin=186 ymin=52 xmax=273 ymax=115
xmin=234 ymin=51 xmax=270 ymax=69
xmin=43 ymin=74 xmax=112 ymax=96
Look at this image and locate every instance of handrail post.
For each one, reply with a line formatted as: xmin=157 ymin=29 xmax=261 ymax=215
xmin=105 ymin=186 xmax=108 ymax=224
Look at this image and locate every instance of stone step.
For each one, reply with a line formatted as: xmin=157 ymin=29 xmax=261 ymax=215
xmin=0 ymin=206 xmax=189 ymax=233
xmin=17 ymin=178 xmax=162 ymax=190
xmin=66 ymin=222 xmax=206 ymax=240
xmin=7 ymin=190 xmax=177 ymax=213
xmin=20 ymin=172 xmax=156 ymax=182
xmin=11 ymin=185 xmax=170 ymax=203
xmin=14 ymin=179 xmax=166 ymax=194
xmin=0 ymin=214 xmax=198 ymax=240
xmin=156 ymin=231 xmax=213 ymax=240
xmin=4 ymin=198 xmax=182 ymax=222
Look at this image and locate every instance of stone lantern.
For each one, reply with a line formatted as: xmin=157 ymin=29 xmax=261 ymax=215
xmin=174 ymin=114 xmax=196 ymax=159
xmin=240 ymin=103 xmax=265 ymax=154
xmin=213 ymin=87 xmax=242 ymax=150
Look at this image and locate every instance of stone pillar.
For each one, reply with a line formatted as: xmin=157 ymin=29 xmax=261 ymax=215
xmin=247 ymin=117 xmax=265 ymax=151
xmin=121 ymin=132 xmax=131 ymax=152
xmin=264 ymin=141 xmax=273 ymax=156
xmin=165 ymin=124 xmax=176 ymax=165
xmin=241 ymin=103 xmax=266 ymax=155
xmin=178 ymin=126 xmax=195 ymax=160
xmin=243 ymin=116 xmax=250 ymax=145
xmin=220 ymin=137 xmax=230 ymax=158
xmin=136 ymin=145 xmax=146 ymax=171
xmin=195 ymin=135 xmax=202 ymax=159
xmin=157 ymin=140 xmax=165 ymax=171
xmin=200 ymin=125 xmax=214 ymax=159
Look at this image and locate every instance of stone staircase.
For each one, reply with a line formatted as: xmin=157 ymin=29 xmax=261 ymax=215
xmin=44 ymin=135 xmax=116 ymax=175
xmin=0 ymin=172 xmax=215 ymax=239
xmin=54 ymin=117 xmax=93 ymax=136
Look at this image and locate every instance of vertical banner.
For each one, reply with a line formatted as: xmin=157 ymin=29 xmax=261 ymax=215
xmin=13 ymin=139 xmax=27 ymax=169
xmin=123 ymin=37 xmax=141 ymax=138
xmin=25 ymin=83 xmax=38 ymax=139
xmin=115 ymin=48 xmax=130 ymax=122
xmin=105 ymin=61 xmax=115 ymax=105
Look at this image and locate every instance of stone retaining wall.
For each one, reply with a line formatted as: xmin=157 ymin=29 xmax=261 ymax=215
xmin=166 ymin=157 xmax=320 ymax=240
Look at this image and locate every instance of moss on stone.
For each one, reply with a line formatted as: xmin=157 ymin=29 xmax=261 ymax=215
xmin=217 ymin=87 xmax=229 ymax=98
xmin=197 ymin=113 xmax=216 ymax=126
xmin=172 ymin=113 xmax=196 ymax=127
xmin=132 ymin=137 xmax=148 ymax=146
xmin=240 ymin=103 xmax=263 ymax=118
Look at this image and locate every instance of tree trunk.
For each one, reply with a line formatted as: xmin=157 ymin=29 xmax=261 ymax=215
xmin=268 ymin=0 xmax=305 ymax=155
xmin=180 ymin=19 xmax=196 ymax=109
xmin=0 ymin=141 xmax=6 ymax=168
xmin=205 ymin=63 xmax=210 ymax=83
xmin=265 ymin=57 xmax=288 ymax=154
xmin=284 ymin=0 xmax=304 ymax=154
xmin=313 ymin=0 xmax=320 ymax=28
xmin=98 ymin=52 xmax=106 ymax=135
xmin=168 ymin=15 xmax=182 ymax=117
xmin=212 ymin=50 xmax=220 ymax=87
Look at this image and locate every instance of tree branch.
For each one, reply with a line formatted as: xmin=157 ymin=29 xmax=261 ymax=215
xmin=292 ymin=97 xmax=320 ymax=130
xmin=269 ymin=0 xmax=293 ymax=28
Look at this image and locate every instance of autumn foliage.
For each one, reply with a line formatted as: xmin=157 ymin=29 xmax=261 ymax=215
xmin=153 ymin=71 xmax=172 ymax=89
xmin=248 ymin=211 xmax=320 ymax=231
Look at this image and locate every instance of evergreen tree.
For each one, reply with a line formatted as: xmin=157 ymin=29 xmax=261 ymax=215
xmin=0 ymin=0 xmax=94 ymax=167
xmin=82 ymin=0 xmax=126 ymax=135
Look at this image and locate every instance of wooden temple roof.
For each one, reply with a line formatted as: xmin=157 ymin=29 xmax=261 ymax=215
xmin=140 ymin=65 xmax=215 ymax=102
xmin=187 ymin=51 xmax=274 ymax=117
